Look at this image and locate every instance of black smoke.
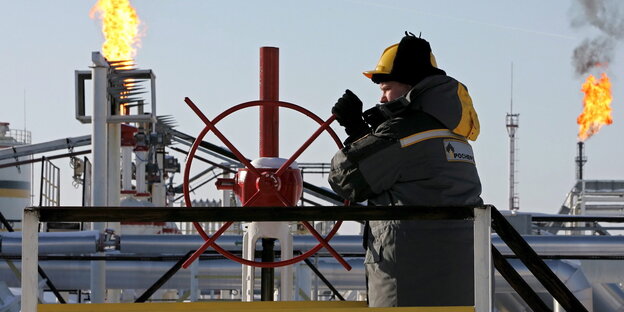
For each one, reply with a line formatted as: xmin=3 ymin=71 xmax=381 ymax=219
xmin=572 ymin=37 xmax=614 ymax=75
xmin=571 ymin=0 xmax=624 ymax=76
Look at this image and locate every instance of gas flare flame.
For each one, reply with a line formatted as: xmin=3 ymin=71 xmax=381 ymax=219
xmin=90 ymin=0 xmax=141 ymax=66
xmin=577 ymin=73 xmax=613 ymax=141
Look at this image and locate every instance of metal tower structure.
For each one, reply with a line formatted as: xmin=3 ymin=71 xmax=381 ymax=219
xmin=506 ymin=63 xmax=520 ymax=212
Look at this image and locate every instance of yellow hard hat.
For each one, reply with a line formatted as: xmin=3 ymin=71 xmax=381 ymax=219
xmin=363 ymin=32 xmax=444 ymax=85
xmin=363 ymin=44 xmax=399 ymax=79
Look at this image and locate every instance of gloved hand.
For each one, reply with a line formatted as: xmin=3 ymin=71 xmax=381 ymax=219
xmin=332 ymin=90 xmax=370 ymax=139
xmin=362 ymin=106 xmax=386 ymax=130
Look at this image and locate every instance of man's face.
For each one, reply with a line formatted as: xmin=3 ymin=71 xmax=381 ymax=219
xmin=379 ymin=81 xmax=412 ymax=103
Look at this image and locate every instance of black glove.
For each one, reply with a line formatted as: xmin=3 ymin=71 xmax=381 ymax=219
xmin=362 ymin=106 xmax=386 ymax=130
xmin=332 ymin=90 xmax=370 ymax=139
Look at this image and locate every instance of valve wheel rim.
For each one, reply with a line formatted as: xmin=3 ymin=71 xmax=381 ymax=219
xmin=183 ymin=99 xmax=349 ymax=269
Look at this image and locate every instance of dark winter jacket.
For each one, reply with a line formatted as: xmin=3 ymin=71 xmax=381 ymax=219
xmin=328 ymin=74 xmax=482 ymax=307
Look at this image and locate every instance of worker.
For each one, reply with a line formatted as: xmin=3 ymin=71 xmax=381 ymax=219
xmin=328 ymin=32 xmax=483 ymax=307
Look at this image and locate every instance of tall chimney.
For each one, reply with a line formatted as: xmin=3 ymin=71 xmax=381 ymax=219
xmin=576 ymin=141 xmax=587 ymax=180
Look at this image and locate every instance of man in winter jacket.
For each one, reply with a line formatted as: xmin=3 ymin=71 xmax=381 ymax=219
xmin=328 ymin=32 xmax=483 ymax=307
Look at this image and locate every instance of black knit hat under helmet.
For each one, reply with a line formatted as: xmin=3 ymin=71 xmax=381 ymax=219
xmin=363 ymin=32 xmax=446 ymax=86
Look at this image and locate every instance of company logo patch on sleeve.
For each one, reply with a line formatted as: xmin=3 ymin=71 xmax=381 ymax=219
xmin=444 ymin=139 xmax=475 ymax=164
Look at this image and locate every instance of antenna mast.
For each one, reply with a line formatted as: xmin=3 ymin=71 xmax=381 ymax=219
xmin=506 ymin=63 xmax=520 ymax=212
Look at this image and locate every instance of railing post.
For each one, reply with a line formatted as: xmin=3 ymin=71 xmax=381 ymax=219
xmin=474 ymin=205 xmax=492 ymax=312
xmin=190 ymin=259 xmax=199 ymax=302
xmin=22 ymin=207 xmax=40 ymax=312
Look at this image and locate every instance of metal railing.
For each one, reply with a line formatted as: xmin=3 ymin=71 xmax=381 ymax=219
xmin=8 ymin=129 xmax=31 ymax=145
xmin=19 ymin=207 xmax=600 ymax=312
xmin=21 ymin=203 xmax=596 ymax=311
xmin=39 ymin=158 xmax=60 ymax=207
xmin=22 ymin=205 xmax=491 ymax=311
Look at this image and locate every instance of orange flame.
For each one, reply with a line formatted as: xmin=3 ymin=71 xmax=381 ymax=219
xmin=577 ymin=73 xmax=613 ymax=141
xmin=90 ymin=0 xmax=141 ymax=64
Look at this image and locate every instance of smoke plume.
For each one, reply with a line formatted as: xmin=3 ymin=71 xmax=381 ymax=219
xmin=573 ymin=37 xmax=614 ymax=75
xmin=571 ymin=0 xmax=624 ymax=76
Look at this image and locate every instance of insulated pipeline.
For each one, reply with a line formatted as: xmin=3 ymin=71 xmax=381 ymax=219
xmin=1 ymin=231 xmax=100 ymax=255
xmin=7 ymin=233 xmax=624 ymax=258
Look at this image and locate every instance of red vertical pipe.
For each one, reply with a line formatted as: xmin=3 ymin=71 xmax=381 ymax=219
xmin=259 ymin=47 xmax=279 ymax=158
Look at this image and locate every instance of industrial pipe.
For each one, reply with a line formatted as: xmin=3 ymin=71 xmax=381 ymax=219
xmin=9 ymin=234 xmax=624 ymax=259
xmin=1 ymin=231 xmax=100 ymax=255
xmin=0 ymin=258 xmax=365 ymax=291
xmin=259 ymin=46 xmax=279 ymax=158
xmin=495 ymin=259 xmax=593 ymax=310
xmin=90 ymin=51 xmax=109 ymax=304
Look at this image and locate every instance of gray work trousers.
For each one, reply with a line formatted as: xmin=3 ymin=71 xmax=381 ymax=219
xmin=365 ymin=219 xmax=474 ymax=307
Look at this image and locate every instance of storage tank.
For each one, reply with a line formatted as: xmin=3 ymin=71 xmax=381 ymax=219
xmin=0 ymin=122 xmax=32 ymax=230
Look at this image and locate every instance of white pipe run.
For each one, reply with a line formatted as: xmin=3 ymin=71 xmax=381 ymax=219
xmin=107 ymin=124 xmax=121 ymax=207
xmin=121 ymin=146 xmax=133 ymax=192
xmin=90 ymin=51 xmax=109 ymax=208
xmin=11 ymin=231 xmax=624 ymax=310
xmin=592 ymin=283 xmax=624 ymax=312
xmin=134 ymin=150 xmax=148 ymax=195
xmin=2 ymin=231 xmax=100 ymax=255
xmin=1 ymin=257 xmax=597 ymax=302
xmin=151 ymin=150 xmax=166 ymax=207
xmin=90 ymin=51 xmax=109 ymax=304
xmin=495 ymin=259 xmax=593 ymax=311
xmin=2 ymin=258 xmax=365 ymax=291
xmin=8 ymin=233 xmax=624 ymax=261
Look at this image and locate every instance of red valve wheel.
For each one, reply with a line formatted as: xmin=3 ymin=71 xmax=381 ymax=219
xmin=182 ymin=98 xmax=351 ymax=269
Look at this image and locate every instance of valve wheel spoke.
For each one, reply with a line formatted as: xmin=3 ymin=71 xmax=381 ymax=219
xmin=182 ymin=221 xmax=233 ymax=269
xmin=300 ymin=221 xmax=352 ymax=270
xmin=182 ymin=98 xmax=350 ymax=269
xmin=275 ymin=115 xmax=337 ymax=178
xmin=243 ymin=190 xmax=262 ymax=207
xmin=274 ymin=189 xmax=292 ymax=207
xmin=185 ymin=97 xmax=261 ymax=177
